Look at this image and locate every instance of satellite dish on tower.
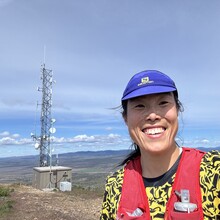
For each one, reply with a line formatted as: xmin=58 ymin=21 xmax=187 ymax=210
xmin=35 ymin=142 xmax=40 ymax=150
xmin=49 ymin=127 xmax=56 ymax=134
xmin=51 ymin=118 xmax=56 ymax=123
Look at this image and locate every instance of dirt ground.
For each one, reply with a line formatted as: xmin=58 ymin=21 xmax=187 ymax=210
xmin=1 ymin=184 xmax=103 ymax=220
xmin=0 ymin=151 xmax=129 ymax=220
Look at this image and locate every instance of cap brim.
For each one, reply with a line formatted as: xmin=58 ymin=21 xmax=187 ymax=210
xmin=121 ymin=86 xmax=177 ymax=101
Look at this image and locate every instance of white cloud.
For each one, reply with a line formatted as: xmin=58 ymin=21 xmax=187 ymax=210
xmin=105 ymin=127 xmax=113 ymax=131
xmin=50 ymin=134 xmax=122 ymax=145
xmin=12 ymin=133 xmax=20 ymax=138
xmin=0 ymin=131 xmax=10 ymax=137
xmin=0 ymin=131 xmax=31 ymax=146
xmin=201 ymin=139 xmax=210 ymax=144
xmin=0 ymin=132 xmax=127 ymax=147
xmin=176 ymin=137 xmax=219 ymax=149
xmin=0 ymin=137 xmax=16 ymax=145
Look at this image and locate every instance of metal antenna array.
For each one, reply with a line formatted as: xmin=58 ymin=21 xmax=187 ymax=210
xmin=31 ymin=59 xmax=72 ymax=191
xmin=31 ymin=63 xmax=56 ymax=167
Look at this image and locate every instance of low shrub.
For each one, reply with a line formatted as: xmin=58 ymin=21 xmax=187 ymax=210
xmin=0 ymin=186 xmax=14 ymax=216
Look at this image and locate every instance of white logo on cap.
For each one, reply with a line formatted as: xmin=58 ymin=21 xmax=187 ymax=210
xmin=138 ymin=77 xmax=154 ymax=86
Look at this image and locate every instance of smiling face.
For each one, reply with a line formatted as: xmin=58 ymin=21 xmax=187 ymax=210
xmin=124 ymin=92 xmax=179 ymax=155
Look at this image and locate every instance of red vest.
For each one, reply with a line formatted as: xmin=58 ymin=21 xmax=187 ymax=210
xmin=117 ymin=147 xmax=205 ymax=220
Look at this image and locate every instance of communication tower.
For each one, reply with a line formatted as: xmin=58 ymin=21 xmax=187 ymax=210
xmin=31 ymin=60 xmax=72 ymax=190
xmin=31 ymin=63 xmax=56 ymax=167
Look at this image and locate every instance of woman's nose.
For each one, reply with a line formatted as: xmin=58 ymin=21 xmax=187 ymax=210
xmin=145 ymin=109 xmax=161 ymax=121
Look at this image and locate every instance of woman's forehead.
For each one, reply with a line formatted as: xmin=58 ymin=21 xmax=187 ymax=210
xmin=129 ymin=92 xmax=173 ymax=102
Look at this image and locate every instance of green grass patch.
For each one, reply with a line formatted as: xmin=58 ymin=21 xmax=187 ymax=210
xmin=0 ymin=200 xmax=14 ymax=216
xmin=0 ymin=185 xmax=14 ymax=217
xmin=0 ymin=186 xmax=11 ymax=197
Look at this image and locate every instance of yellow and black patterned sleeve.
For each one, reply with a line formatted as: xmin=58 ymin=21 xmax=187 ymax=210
xmin=100 ymin=168 xmax=124 ymax=220
xmin=99 ymin=149 xmax=220 ymax=220
xmin=200 ymin=150 xmax=220 ymax=219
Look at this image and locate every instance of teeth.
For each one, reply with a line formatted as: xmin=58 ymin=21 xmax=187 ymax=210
xmin=145 ymin=127 xmax=164 ymax=135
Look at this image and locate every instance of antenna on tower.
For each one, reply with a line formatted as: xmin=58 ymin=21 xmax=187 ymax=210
xmin=43 ymin=45 xmax=46 ymax=65
xmin=31 ymin=50 xmax=56 ymax=167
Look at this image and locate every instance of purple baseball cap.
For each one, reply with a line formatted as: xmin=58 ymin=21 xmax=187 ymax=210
xmin=121 ymin=70 xmax=178 ymax=101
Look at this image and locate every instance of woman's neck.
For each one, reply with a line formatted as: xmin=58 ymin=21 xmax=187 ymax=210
xmin=140 ymin=146 xmax=181 ymax=178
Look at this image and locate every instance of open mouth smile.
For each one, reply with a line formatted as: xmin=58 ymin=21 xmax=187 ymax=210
xmin=142 ymin=127 xmax=166 ymax=135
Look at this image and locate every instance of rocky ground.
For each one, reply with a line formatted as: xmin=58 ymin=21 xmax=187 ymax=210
xmin=0 ymin=183 xmax=103 ymax=220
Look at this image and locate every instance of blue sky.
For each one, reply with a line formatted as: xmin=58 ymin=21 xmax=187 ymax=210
xmin=0 ymin=0 xmax=220 ymax=156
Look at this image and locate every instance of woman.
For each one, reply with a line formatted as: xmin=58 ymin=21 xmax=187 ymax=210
xmin=100 ymin=70 xmax=220 ymax=219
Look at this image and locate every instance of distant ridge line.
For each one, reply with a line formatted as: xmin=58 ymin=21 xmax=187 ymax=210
xmin=0 ymin=146 xmax=219 ymax=160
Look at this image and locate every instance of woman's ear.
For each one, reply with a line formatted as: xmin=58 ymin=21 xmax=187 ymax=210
xmin=121 ymin=101 xmax=128 ymax=125
xmin=123 ymin=114 xmax=128 ymax=125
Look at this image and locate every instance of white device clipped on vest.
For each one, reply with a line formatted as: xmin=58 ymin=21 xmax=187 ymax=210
xmin=126 ymin=208 xmax=144 ymax=217
xmin=174 ymin=189 xmax=197 ymax=213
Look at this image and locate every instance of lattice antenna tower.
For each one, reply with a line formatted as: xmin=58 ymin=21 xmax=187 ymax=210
xmin=31 ymin=61 xmax=56 ymax=167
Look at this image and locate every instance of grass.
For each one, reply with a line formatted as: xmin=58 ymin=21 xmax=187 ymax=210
xmin=0 ymin=186 xmax=11 ymax=197
xmin=0 ymin=185 xmax=14 ymax=217
xmin=70 ymin=184 xmax=104 ymax=198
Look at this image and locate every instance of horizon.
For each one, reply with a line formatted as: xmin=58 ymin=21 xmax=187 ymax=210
xmin=1 ymin=131 xmax=220 ymax=158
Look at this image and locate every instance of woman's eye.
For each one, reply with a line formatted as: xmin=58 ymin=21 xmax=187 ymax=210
xmin=159 ymin=101 xmax=169 ymax=106
xmin=134 ymin=104 xmax=145 ymax=108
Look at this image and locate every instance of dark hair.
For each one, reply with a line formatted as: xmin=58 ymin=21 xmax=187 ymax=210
xmin=119 ymin=91 xmax=184 ymax=166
